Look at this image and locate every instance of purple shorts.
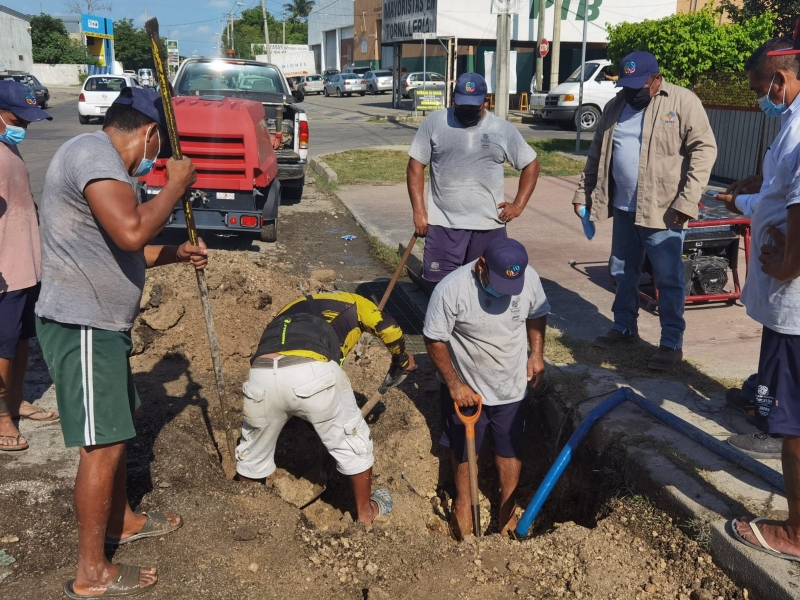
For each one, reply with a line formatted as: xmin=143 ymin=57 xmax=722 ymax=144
xmin=423 ymin=225 xmax=507 ymax=283
xmin=755 ymin=327 xmax=800 ymax=437
xmin=0 ymin=284 xmax=39 ymax=359
xmin=439 ymin=384 xmax=527 ymax=461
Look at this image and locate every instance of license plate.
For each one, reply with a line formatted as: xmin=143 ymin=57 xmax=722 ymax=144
xmin=98 ymin=106 xmax=108 ymax=114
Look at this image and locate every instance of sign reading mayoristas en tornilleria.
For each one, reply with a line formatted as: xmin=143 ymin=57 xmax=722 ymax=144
xmin=383 ymin=0 xmax=437 ymax=43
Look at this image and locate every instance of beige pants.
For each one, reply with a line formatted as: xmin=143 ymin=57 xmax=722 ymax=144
xmin=235 ymin=357 xmax=374 ymax=479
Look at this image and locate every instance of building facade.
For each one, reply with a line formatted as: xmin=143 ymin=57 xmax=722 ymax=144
xmin=0 ymin=5 xmax=33 ymax=73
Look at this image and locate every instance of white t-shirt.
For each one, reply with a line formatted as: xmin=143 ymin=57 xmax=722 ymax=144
xmin=423 ymin=261 xmax=550 ymax=405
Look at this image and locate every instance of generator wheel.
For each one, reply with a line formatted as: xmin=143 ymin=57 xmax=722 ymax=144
xmin=260 ymin=221 xmax=277 ymax=243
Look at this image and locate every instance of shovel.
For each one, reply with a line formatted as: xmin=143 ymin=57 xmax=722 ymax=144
xmin=455 ymin=396 xmax=483 ymax=537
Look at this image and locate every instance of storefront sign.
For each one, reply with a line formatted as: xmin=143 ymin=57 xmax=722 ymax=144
xmin=414 ymin=89 xmax=444 ymax=111
xmin=383 ymin=0 xmax=437 ymax=43
xmin=166 ymin=40 xmax=179 ymax=55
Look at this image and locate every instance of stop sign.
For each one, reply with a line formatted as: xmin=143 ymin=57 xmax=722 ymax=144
xmin=539 ymin=39 xmax=549 ymax=58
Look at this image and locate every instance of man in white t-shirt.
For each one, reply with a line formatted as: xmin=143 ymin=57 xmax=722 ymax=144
xmin=423 ymin=238 xmax=550 ymax=538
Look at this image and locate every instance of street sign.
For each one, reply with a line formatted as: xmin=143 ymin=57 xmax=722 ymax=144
xmin=539 ymin=39 xmax=549 ymax=58
xmin=412 ymin=32 xmax=436 ymax=40
xmin=414 ymin=89 xmax=445 ymax=112
xmin=166 ymin=39 xmax=179 ymax=55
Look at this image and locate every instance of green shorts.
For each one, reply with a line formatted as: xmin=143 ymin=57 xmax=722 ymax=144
xmin=36 ymin=317 xmax=141 ymax=448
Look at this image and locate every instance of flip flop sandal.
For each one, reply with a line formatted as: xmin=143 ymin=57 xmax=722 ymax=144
xmin=105 ymin=512 xmax=183 ymax=546
xmin=370 ymin=488 xmax=393 ymax=518
xmin=729 ymin=517 xmax=800 ymax=562
xmin=63 ymin=564 xmax=157 ymax=598
xmin=17 ymin=406 xmax=60 ymax=422
xmin=0 ymin=434 xmax=29 ymax=452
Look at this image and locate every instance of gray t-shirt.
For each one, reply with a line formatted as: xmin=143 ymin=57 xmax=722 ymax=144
xmin=36 ymin=131 xmax=146 ymax=331
xmin=423 ymin=260 xmax=551 ymax=406
xmin=408 ymin=109 xmax=537 ymax=231
xmin=611 ymin=103 xmax=645 ymax=212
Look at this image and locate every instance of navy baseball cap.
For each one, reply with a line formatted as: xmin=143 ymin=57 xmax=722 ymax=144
xmin=616 ymin=51 xmax=660 ymax=88
xmin=454 ymin=73 xmax=488 ymax=107
xmin=112 ymin=86 xmax=171 ymax=157
xmin=0 ymin=80 xmax=52 ymax=122
xmin=483 ymin=238 xmax=528 ymax=296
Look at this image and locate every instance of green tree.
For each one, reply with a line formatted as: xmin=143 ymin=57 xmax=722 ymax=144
xmin=283 ymin=0 xmax=315 ymax=22
xmin=222 ymin=7 xmax=308 ymax=60
xmin=31 ymin=14 xmax=97 ymax=64
xmin=720 ymin=0 xmax=800 ymax=37
xmin=113 ymin=18 xmax=156 ymax=71
xmin=606 ymin=8 xmax=776 ymax=88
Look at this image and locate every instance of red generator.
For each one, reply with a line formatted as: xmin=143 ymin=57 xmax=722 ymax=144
xmin=140 ymin=96 xmax=281 ymax=242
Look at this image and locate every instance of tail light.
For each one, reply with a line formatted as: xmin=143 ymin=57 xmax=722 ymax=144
xmin=240 ymin=215 xmax=258 ymax=228
xmin=79 ymin=93 xmax=85 ymax=102
xmin=361 ymin=80 xmax=366 ymax=84
xmin=303 ymin=82 xmax=307 ymax=86
xmin=299 ymin=120 xmax=309 ymax=150
xmin=404 ymin=81 xmax=409 ymax=88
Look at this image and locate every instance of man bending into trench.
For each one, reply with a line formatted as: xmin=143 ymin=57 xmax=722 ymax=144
xmin=424 ymin=238 xmax=549 ymax=538
xmin=236 ymin=291 xmax=416 ymax=523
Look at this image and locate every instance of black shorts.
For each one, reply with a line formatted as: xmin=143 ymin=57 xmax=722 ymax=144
xmin=0 ymin=284 xmax=40 ymax=359
xmin=755 ymin=327 xmax=800 ymax=437
xmin=439 ymin=384 xmax=527 ymax=461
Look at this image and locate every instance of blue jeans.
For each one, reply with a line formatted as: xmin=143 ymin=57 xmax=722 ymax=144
xmin=609 ymin=208 xmax=686 ymax=349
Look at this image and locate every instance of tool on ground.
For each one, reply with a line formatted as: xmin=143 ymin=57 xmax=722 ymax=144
xmin=455 ymin=395 xmax=483 ymax=537
xmin=146 ymin=18 xmax=237 ymax=477
xmin=379 ymin=233 xmax=418 ymax=311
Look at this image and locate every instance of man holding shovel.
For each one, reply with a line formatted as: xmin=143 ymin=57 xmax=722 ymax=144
xmin=424 ymin=238 xmax=549 ymax=538
xmin=35 ymin=87 xmax=207 ymax=598
xmin=236 ymin=291 xmax=415 ymax=524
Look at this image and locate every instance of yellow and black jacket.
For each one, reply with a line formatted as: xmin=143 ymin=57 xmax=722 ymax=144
xmin=254 ymin=292 xmax=406 ymax=364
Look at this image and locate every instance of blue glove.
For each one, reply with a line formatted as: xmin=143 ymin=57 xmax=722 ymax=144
xmin=578 ymin=205 xmax=595 ymax=241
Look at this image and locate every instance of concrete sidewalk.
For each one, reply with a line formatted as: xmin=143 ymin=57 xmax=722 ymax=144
xmin=335 ymin=175 xmax=799 ymax=598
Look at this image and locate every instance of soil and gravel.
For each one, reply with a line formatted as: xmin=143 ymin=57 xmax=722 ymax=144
xmin=0 ymin=185 xmax=747 ymax=599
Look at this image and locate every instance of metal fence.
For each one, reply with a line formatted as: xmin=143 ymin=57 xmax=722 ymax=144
xmin=706 ymin=106 xmax=781 ymax=183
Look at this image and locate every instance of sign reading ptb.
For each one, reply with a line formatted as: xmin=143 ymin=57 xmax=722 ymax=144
xmin=539 ymin=39 xmax=549 ymax=58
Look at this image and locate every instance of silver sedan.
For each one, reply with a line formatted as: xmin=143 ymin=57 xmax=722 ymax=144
xmin=323 ymin=74 xmax=367 ymax=97
xmin=364 ymin=70 xmax=393 ymax=95
xmin=300 ymin=75 xmax=324 ymax=95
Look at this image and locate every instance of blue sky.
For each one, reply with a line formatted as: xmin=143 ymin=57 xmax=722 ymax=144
xmin=6 ymin=0 xmax=289 ymax=57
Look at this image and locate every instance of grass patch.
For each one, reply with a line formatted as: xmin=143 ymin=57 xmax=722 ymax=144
xmin=527 ymin=138 xmax=590 ymax=177
xmin=367 ymin=236 xmax=407 ymax=276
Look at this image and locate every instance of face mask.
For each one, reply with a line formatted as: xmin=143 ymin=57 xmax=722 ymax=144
xmin=133 ymin=125 xmax=160 ymax=177
xmin=623 ymin=86 xmax=652 ymax=112
xmin=758 ymin=74 xmax=786 ymax=118
xmin=454 ymin=106 xmax=483 ymax=127
xmin=479 ymin=271 xmax=505 ymax=297
xmin=0 ymin=115 xmax=26 ymax=145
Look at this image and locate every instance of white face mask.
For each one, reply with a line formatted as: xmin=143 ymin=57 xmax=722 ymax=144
xmin=132 ymin=124 xmax=160 ymax=177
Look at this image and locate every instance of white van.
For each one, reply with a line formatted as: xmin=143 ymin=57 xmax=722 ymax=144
xmin=540 ymin=59 xmax=619 ymax=133
xmin=138 ymin=68 xmax=154 ymax=88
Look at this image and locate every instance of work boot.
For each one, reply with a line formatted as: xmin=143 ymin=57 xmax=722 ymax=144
xmin=594 ymin=329 xmax=639 ymax=349
xmin=647 ymin=346 xmax=683 ymax=371
xmin=725 ymin=388 xmax=756 ymax=425
xmin=727 ymin=432 xmax=783 ymax=459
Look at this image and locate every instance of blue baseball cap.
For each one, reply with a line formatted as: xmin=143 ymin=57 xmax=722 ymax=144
xmin=483 ymin=238 xmax=528 ymax=296
xmin=0 ymin=80 xmax=52 ymax=122
xmin=616 ymin=51 xmax=660 ymax=89
xmin=454 ymin=73 xmax=488 ymax=107
xmin=112 ymin=86 xmax=171 ymax=157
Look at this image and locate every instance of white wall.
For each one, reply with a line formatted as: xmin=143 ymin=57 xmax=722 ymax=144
xmin=32 ymin=64 xmax=87 ymax=85
xmin=308 ymin=0 xmax=354 ymax=46
xmin=0 ymin=12 xmax=33 ymax=73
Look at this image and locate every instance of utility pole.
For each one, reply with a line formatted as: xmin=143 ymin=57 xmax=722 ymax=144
xmin=495 ymin=11 xmax=511 ymax=120
xmin=575 ymin=0 xmax=588 ymax=152
xmin=144 ymin=5 xmax=148 ymax=22
xmin=283 ymin=14 xmax=286 ymax=46
xmin=261 ymin=0 xmax=272 ymax=62
xmin=549 ymin=0 xmax=562 ymax=90
xmin=535 ymin=0 xmax=546 ymax=91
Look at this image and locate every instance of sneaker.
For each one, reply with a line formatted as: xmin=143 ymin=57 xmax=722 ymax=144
xmin=727 ymin=432 xmax=783 ymax=459
xmin=725 ymin=388 xmax=756 ymax=425
xmin=647 ymin=346 xmax=683 ymax=370
xmin=594 ymin=329 xmax=639 ymax=349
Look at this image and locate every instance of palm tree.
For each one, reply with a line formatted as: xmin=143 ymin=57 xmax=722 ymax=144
xmin=283 ymin=0 xmax=315 ymax=22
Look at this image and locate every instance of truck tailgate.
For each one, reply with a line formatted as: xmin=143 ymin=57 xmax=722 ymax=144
xmin=275 ymin=149 xmax=301 ymax=163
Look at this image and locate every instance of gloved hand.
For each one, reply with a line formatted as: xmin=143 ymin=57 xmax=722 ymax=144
xmin=380 ymin=353 xmax=416 ymax=393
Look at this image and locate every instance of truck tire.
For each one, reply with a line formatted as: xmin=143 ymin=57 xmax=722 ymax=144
xmin=260 ymin=221 xmax=277 ymax=243
xmin=79 ymin=114 xmax=90 ymax=124
xmin=282 ymin=177 xmax=304 ymax=200
xmin=577 ymin=105 xmax=602 ymax=133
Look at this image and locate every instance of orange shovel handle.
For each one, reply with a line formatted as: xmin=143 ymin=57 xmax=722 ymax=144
xmin=454 ymin=395 xmax=483 ymax=438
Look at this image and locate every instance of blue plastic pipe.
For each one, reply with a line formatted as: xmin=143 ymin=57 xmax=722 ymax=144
xmin=515 ymin=387 xmax=786 ymax=537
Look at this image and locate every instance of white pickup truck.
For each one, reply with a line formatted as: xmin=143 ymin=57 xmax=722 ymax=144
xmin=537 ymin=59 xmax=619 ymax=133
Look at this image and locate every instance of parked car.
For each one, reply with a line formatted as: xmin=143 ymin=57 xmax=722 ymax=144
xmin=123 ymin=69 xmax=136 ymax=76
xmin=78 ymin=74 xmax=139 ymax=124
xmin=299 ymin=75 xmax=324 ymax=94
xmin=323 ymin=73 xmax=366 ymax=97
xmin=398 ymin=72 xmax=445 ymax=99
xmin=322 ymin=69 xmax=340 ymax=84
xmin=364 ymin=70 xmax=393 ymax=95
xmin=0 ymin=72 xmax=50 ymax=108
xmin=342 ymin=66 xmax=370 ymax=76
xmin=138 ymin=68 xmax=154 ymax=87
xmin=172 ymin=58 xmax=309 ymax=200
xmin=540 ymin=59 xmax=617 ymax=132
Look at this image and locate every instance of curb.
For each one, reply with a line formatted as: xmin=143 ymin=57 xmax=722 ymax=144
xmin=309 ymin=156 xmax=338 ymax=184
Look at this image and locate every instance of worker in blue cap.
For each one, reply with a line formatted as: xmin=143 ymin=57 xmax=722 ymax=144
xmin=0 ymin=80 xmax=57 ymax=454
xmin=572 ymin=50 xmax=717 ymax=370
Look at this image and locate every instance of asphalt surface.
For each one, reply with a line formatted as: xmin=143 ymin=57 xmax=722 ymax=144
xmin=20 ymin=87 xmax=577 ymax=193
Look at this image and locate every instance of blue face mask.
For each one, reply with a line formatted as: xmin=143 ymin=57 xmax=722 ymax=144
xmin=0 ymin=115 xmax=26 ymax=145
xmin=758 ymin=74 xmax=786 ymax=118
xmin=133 ymin=125 xmax=159 ymax=177
xmin=479 ymin=273 xmax=505 ymax=297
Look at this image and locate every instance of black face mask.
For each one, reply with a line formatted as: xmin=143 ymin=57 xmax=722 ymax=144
xmin=623 ymin=86 xmax=652 ymax=112
xmin=454 ymin=106 xmax=483 ymax=127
